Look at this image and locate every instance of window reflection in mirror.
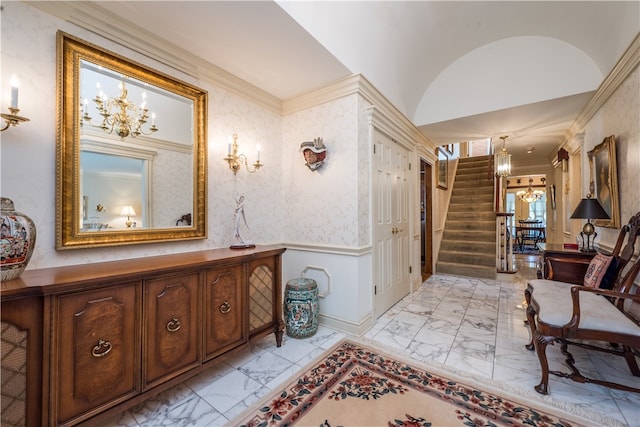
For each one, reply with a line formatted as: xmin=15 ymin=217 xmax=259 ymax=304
xmin=80 ymin=151 xmax=147 ymax=230
xmin=56 ymin=31 xmax=207 ymax=249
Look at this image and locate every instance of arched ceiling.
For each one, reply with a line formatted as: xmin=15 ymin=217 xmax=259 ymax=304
xmin=414 ymin=36 xmax=602 ymax=126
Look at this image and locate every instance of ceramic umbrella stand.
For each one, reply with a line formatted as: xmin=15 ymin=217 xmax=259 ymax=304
xmin=284 ymin=278 xmax=319 ymax=338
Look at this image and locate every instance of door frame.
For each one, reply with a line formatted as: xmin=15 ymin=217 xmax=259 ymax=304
xmin=420 ymin=159 xmax=433 ymax=281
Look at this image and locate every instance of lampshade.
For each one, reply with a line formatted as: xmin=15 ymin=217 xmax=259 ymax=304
xmin=570 ymin=197 xmax=609 ymax=220
xmin=570 ymin=196 xmax=609 ymax=252
xmin=120 ymin=205 xmax=136 ymax=217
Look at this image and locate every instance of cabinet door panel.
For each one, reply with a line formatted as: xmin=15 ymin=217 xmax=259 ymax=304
xmin=144 ymin=273 xmax=199 ymax=388
xmin=56 ymin=283 xmax=139 ymax=423
xmin=204 ymin=265 xmax=246 ymax=360
xmin=248 ymin=257 xmax=276 ymax=334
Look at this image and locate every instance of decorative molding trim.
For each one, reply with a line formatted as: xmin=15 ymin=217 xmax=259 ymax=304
xmin=80 ymin=140 xmax=157 ymax=161
xmin=367 ymin=106 xmax=415 ymax=151
xmin=301 ymin=266 xmax=332 ymax=298
xmin=318 ymin=312 xmax=373 ymax=336
xmin=26 ymin=1 xmax=282 ymax=113
xmin=81 ymin=129 xmax=192 ymax=155
xmin=558 ymin=33 xmax=640 ymax=149
xmin=284 ymin=74 xmax=433 ymax=152
xmin=417 ymin=144 xmax=438 ymax=164
xmin=283 ymin=242 xmax=372 ymax=257
xmin=282 ymin=74 xmax=362 ymax=114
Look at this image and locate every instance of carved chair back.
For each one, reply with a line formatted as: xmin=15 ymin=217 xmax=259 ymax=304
xmin=611 ymin=212 xmax=640 ymax=295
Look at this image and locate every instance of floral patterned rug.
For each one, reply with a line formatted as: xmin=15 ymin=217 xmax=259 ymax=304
xmin=233 ymin=340 xmax=590 ymax=427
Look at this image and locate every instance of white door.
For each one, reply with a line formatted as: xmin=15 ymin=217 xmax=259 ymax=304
xmin=373 ymin=129 xmax=410 ymax=319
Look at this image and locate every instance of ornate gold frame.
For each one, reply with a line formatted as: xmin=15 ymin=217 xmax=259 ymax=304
xmin=56 ymin=31 xmax=208 ymax=249
xmin=588 ymin=135 xmax=619 ymax=229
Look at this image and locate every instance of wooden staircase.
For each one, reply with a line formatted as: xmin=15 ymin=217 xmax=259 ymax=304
xmin=436 ymin=155 xmax=497 ymax=279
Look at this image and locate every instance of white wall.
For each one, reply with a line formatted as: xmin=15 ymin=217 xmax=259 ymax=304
xmin=280 ymin=92 xmax=375 ymax=333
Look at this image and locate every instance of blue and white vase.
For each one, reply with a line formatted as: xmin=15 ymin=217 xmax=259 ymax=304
xmin=1 ymin=198 xmax=36 ymax=281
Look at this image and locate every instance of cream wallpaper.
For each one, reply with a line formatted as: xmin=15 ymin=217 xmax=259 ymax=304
xmin=281 ymin=95 xmax=362 ymax=247
xmin=582 ymin=65 xmax=640 ymax=247
xmin=1 ymin=2 xmax=283 ymax=269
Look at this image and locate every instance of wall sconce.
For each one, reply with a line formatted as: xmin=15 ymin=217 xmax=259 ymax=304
xmin=557 ymin=148 xmax=569 ymax=173
xmin=1 ymin=75 xmax=30 ymax=132
xmin=120 ymin=205 xmax=136 ymax=228
xmin=223 ymin=134 xmax=262 ymax=175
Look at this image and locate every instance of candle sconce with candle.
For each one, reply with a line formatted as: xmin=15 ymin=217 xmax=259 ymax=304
xmin=223 ymin=133 xmax=263 ymax=175
xmin=1 ymin=75 xmax=30 ymax=132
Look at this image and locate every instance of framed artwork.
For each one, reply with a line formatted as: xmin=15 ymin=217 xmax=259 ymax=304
xmin=588 ymin=135 xmax=619 ymax=228
xmin=436 ymin=147 xmax=448 ymax=190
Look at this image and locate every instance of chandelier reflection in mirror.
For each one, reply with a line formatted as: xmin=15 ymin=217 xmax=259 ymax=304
xmin=223 ymin=133 xmax=263 ymax=175
xmin=82 ymin=80 xmax=158 ymax=140
xmin=517 ymin=177 xmax=545 ymax=203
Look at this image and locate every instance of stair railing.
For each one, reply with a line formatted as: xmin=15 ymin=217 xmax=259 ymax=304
xmin=496 ymin=212 xmax=516 ymax=273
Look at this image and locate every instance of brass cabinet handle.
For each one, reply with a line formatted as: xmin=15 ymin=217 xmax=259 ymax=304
xmin=166 ymin=317 xmax=181 ymax=332
xmin=219 ymin=301 xmax=231 ymax=314
xmin=91 ymin=339 xmax=112 ymax=358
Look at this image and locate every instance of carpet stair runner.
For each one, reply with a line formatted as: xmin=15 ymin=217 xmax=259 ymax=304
xmin=436 ymin=155 xmax=496 ymax=279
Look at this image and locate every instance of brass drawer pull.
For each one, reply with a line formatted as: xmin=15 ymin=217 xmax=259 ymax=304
xmin=91 ymin=340 xmax=112 ymax=358
xmin=219 ymin=301 xmax=231 ymax=314
xmin=166 ymin=317 xmax=181 ymax=332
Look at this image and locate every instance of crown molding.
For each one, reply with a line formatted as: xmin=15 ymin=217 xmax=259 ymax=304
xmin=284 ymin=74 xmax=433 ymax=151
xmin=25 ymin=1 xmax=282 ymax=113
xmin=558 ymin=32 xmax=640 ymax=149
xmin=282 ymin=74 xmax=362 ymax=115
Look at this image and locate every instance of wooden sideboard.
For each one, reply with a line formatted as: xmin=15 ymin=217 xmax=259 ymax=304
xmin=536 ymin=243 xmax=596 ymax=284
xmin=1 ymin=245 xmax=285 ymax=427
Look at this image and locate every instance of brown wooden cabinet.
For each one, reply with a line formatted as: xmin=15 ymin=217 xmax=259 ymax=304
xmin=0 ymin=245 xmax=285 ymax=427
xmin=143 ymin=272 xmax=200 ymax=389
xmin=204 ymin=265 xmax=246 ymax=361
xmin=53 ymin=283 xmax=141 ymax=425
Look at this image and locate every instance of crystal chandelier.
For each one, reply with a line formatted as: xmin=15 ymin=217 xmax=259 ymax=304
xmin=82 ymin=81 xmax=158 ymax=140
xmin=495 ymin=135 xmax=511 ymax=177
xmin=517 ymin=177 xmax=545 ymax=203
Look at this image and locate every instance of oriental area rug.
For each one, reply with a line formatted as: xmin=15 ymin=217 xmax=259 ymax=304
xmin=232 ymin=339 xmax=613 ymax=427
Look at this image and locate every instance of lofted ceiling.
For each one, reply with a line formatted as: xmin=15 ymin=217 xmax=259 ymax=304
xmin=32 ymin=1 xmax=639 ymax=168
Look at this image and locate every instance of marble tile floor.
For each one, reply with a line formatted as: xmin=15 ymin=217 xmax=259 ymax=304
xmin=104 ymin=255 xmax=639 ymax=427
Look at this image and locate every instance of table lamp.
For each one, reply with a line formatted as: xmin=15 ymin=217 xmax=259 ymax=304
xmin=570 ymin=194 xmax=609 ymax=252
xmin=120 ymin=205 xmax=136 ymax=228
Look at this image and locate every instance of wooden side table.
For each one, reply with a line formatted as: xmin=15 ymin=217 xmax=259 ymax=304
xmin=536 ymin=243 xmax=597 ymax=284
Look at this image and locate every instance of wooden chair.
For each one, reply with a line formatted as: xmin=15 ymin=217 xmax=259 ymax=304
xmin=526 ymin=212 xmax=640 ymax=331
xmin=524 ymin=212 xmax=640 ymax=395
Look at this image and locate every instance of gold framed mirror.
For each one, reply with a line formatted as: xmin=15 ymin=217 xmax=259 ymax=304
xmin=56 ymin=31 xmax=207 ymax=249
